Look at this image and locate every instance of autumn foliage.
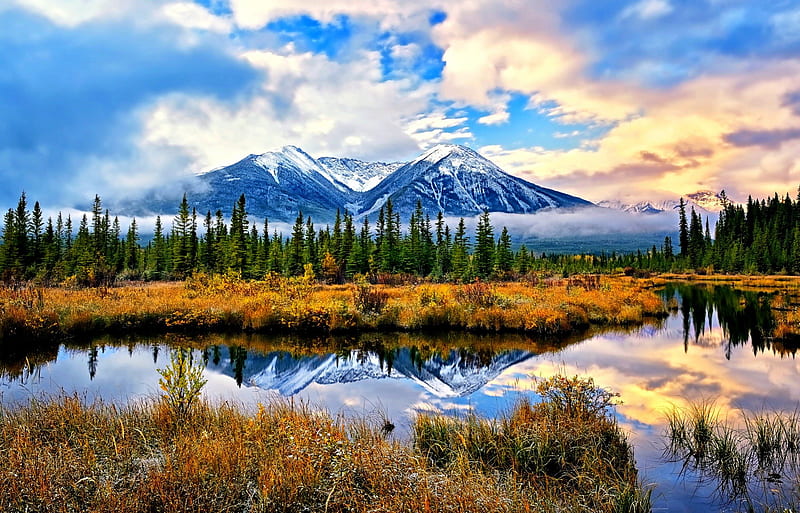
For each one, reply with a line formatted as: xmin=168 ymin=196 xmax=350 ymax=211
xmin=0 ymin=275 xmax=665 ymax=343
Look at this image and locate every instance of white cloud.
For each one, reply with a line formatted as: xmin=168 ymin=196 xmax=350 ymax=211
xmin=404 ymin=110 xmax=473 ymax=148
xmin=620 ymin=0 xmax=673 ymax=21
xmin=11 ymin=0 xmax=159 ymax=26
xmin=140 ymin=47 xmax=439 ymax=172
xmin=444 ymin=209 xmax=679 ymax=239
xmin=432 ymin=1 xmax=640 ymax=123
xmin=477 ymin=111 xmax=509 ymax=125
xmin=228 ymin=0 xmax=439 ymax=30
xmin=160 ymin=2 xmax=232 ymax=33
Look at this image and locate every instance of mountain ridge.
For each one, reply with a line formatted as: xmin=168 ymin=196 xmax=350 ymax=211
xmin=146 ymin=144 xmax=592 ymax=223
xmin=598 ymin=190 xmax=730 ymax=215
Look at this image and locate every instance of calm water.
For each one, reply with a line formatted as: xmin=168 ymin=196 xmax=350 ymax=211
xmin=1 ymin=284 xmax=798 ymax=512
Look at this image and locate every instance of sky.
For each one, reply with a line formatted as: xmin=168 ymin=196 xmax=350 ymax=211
xmin=1 ymin=0 xmax=800 ymax=210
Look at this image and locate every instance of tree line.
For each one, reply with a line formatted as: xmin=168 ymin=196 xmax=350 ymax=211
xmin=4 ymin=189 xmax=798 ymax=285
xmin=681 ymin=191 xmax=800 ymax=274
xmin=1 ymin=192 xmax=681 ymax=285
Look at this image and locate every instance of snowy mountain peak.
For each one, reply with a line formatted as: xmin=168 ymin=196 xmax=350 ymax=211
xmin=599 ymin=191 xmax=731 ymax=215
xmin=685 ymin=190 xmax=727 ymax=212
xmin=155 ymin=144 xmax=592 ymax=222
xmin=414 ymin=144 xmax=482 ymax=166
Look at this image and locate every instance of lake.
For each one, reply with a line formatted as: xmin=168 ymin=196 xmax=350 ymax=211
xmin=1 ymin=282 xmax=798 ymax=512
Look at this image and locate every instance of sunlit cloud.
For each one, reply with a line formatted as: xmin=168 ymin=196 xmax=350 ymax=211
xmin=2 ymin=0 xmax=800 ymax=212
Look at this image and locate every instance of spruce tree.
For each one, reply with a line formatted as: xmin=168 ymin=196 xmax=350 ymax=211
xmin=172 ymin=194 xmax=193 ymax=278
xmin=494 ymin=226 xmax=513 ymax=276
xmin=287 ymin=212 xmax=305 ymax=276
xmin=451 ymin=217 xmax=470 ymax=281
xmin=125 ymin=218 xmax=140 ymax=273
xmin=678 ymin=198 xmax=689 ymax=257
xmin=473 ymin=211 xmax=495 ymax=279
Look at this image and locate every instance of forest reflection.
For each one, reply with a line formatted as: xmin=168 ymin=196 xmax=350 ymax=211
xmin=661 ymin=283 xmax=799 ymax=359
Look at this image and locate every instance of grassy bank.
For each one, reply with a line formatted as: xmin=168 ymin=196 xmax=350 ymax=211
xmin=0 ymin=274 xmax=665 ymax=343
xmin=0 ymin=373 xmax=650 ymax=513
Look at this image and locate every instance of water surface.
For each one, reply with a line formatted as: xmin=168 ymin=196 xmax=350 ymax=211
xmin=1 ymin=283 xmax=798 ymax=512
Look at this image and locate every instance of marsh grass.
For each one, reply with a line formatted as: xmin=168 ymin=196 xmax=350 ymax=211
xmin=664 ymin=403 xmax=800 ymax=511
xmin=0 ymin=276 xmax=666 ymax=344
xmin=414 ymin=376 xmax=651 ymax=513
xmin=0 ymin=376 xmax=651 ymax=513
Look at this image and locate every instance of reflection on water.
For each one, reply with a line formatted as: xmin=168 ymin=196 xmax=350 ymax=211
xmin=662 ymin=282 xmax=797 ymax=358
xmin=1 ymin=284 xmax=799 ymax=512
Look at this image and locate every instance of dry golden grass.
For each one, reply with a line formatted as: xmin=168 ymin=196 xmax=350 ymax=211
xmin=0 ymin=379 xmax=650 ymax=513
xmin=0 ymin=274 xmax=666 ymax=343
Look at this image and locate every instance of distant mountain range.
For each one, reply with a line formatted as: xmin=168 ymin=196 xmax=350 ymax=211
xmin=137 ymin=144 xmax=591 ymax=222
xmin=125 ymin=142 xmax=729 ymax=228
xmin=597 ymin=191 xmax=728 ymax=215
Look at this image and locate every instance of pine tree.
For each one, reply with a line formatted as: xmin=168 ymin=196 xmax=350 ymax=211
xmin=229 ymin=194 xmax=249 ymax=272
xmin=125 ymin=218 xmax=140 ymax=273
xmin=201 ymin=211 xmax=215 ymax=272
xmin=172 ymin=194 xmax=193 ymax=278
xmin=494 ymin=226 xmax=513 ymax=276
xmin=148 ymin=216 xmax=167 ymax=280
xmin=30 ymin=201 xmax=44 ymax=272
xmin=451 ymin=217 xmax=470 ymax=281
xmin=678 ymin=197 xmax=689 ymax=258
xmin=515 ymin=245 xmax=531 ymax=275
xmin=287 ymin=212 xmax=305 ymax=276
xmin=473 ymin=211 xmax=495 ymax=279
xmin=663 ymin=236 xmax=674 ymax=262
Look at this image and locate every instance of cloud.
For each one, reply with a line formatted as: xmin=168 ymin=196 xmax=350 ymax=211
xmin=160 ymin=2 xmax=232 ymax=33
xmin=477 ymin=110 xmax=509 ymax=126
xmin=228 ymin=0 xmax=441 ymax=32
xmin=0 ymin=8 xmax=260 ymax=208
xmin=9 ymin=0 xmax=148 ymax=26
xmin=724 ymin=127 xmax=800 ymax=149
xmin=446 ymin=208 xmax=679 ymax=240
xmin=141 ymin=47 xmax=436 ymax=172
xmin=620 ymin=0 xmax=673 ymax=21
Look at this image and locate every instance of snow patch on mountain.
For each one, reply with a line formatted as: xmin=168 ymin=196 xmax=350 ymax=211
xmin=155 ymin=143 xmax=592 ymax=223
xmin=361 ymin=144 xmax=591 ymax=218
xmin=318 ymin=157 xmax=402 ymax=192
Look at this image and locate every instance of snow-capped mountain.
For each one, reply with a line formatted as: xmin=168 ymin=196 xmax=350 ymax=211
xmin=191 ymin=145 xmax=352 ymax=221
xmin=317 ymin=157 xmax=403 ymax=192
xmin=141 ymin=144 xmax=592 ymax=222
xmin=359 ymin=144 xmax=591 ymax=218
xmin=598 ymin=191 xmax=729 ymax=215
xmin=684 ymin=190 xmax=728 ymax=212
xmin=208 ymin=347 xmax=535 ymax=398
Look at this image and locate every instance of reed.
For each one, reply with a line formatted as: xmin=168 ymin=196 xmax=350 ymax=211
xmin=0 ymin=373 xmax=651 ymax=513
xmin=664 ymin=403 xmax=800 ymax=511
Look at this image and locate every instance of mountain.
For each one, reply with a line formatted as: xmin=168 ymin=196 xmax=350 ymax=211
xmin=190 ymin=145 xmax=351 ymax=221
xmin=357 ymin=144 xmax=592 ymax=218
xmin=598 ymin=190 xmax=729 ymax=215
xmin=317 ymin=157 xmax=402 ymax=192
xmin=209 ymin=347 xmax=535 ymax=398
xmin=144 ymin=144 xmax=592 ymax=223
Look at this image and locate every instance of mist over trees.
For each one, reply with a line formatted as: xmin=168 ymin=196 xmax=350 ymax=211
xmin=1 ymin=189 xmax=798 ymax=285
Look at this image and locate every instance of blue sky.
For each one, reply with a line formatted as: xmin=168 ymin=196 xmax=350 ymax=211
xmin=1 ymin=0 xmax=799 ymax=208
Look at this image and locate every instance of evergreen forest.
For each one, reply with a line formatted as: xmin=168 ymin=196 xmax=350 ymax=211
xmin=0 ymin=189 xmax=798 ymax=285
